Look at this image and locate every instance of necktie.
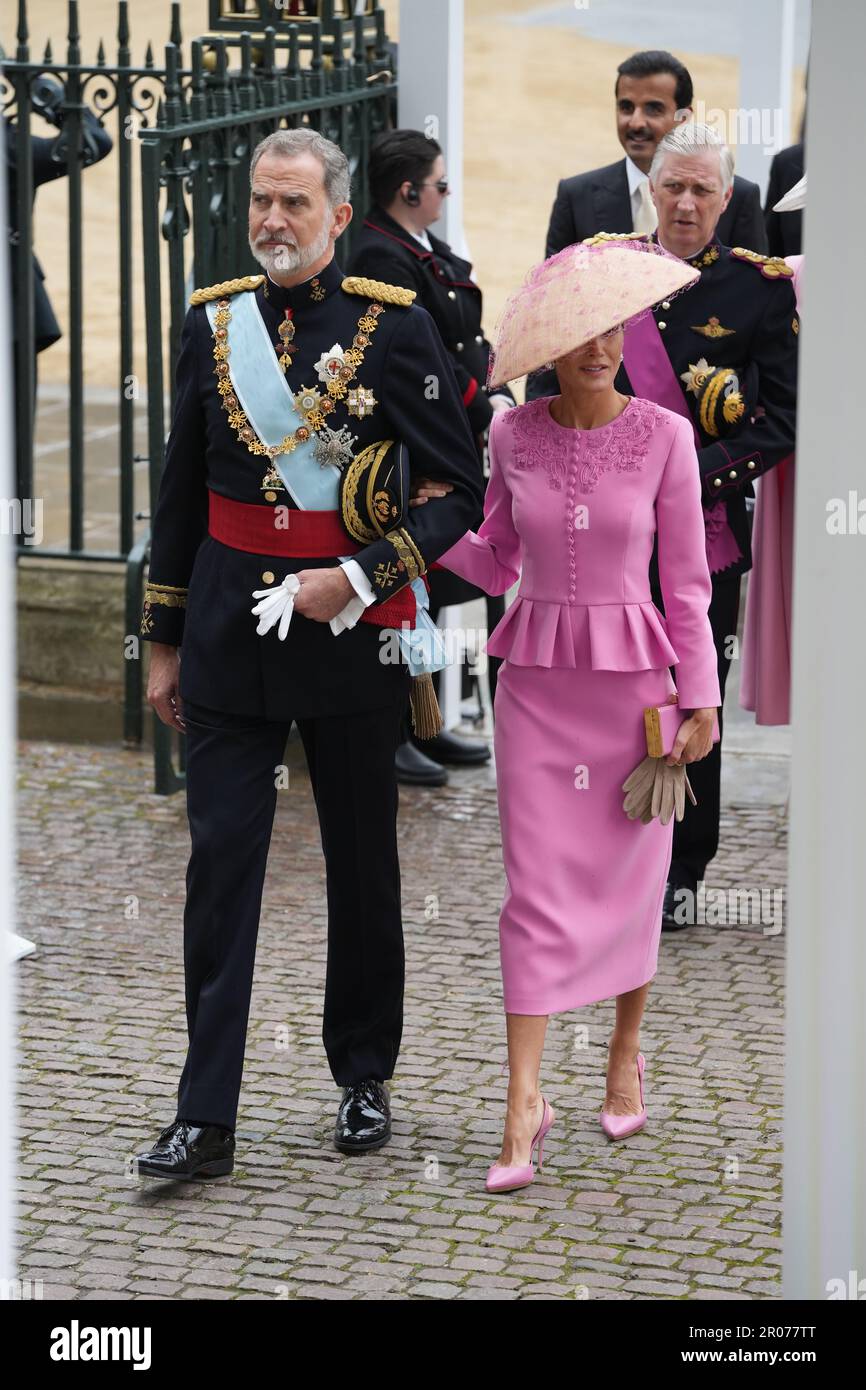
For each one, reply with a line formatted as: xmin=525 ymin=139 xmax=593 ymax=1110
xmin=633 ymin=179 xmax=658 ymax=234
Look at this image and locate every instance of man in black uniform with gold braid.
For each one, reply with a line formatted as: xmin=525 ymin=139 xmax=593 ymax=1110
xmin=135 ymin=129 xmax=483 ymax=1179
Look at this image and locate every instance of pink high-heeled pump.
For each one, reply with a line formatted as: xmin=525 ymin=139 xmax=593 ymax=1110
xmin=485 ymin=1096 xmax=556 ymax=1193
xmin=600 ymin=1051 xmax=647 ymax=1139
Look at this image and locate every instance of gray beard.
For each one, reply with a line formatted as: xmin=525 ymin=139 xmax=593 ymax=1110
xmin=248 ymin=221 xmax=332 ymax=278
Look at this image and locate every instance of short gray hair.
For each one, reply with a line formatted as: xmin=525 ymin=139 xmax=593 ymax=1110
xmin=649 ymin=122 xmax=734 ymax=193
xmin=249 ymin=128 xmax=351 ymax=208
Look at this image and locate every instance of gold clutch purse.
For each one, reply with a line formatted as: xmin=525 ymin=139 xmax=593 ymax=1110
xmin=622 ymin=697 xmax=712 ymax=825
xmin=644 ymin=700 xmax=720 ymax=759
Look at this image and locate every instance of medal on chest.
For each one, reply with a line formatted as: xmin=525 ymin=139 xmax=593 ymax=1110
xmin=274 ymin=308 xmax=298 ymax=370
xmin=211 ymin=296 xmax=384 ymax=497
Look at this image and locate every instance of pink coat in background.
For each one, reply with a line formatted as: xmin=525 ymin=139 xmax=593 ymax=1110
xmin=740 ymin=254 xmax=802 ymax=725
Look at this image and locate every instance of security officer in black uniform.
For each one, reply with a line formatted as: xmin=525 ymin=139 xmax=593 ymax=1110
xmin=584 ymin=126 xmax=799 ymax=928
xmin=348 ymin=130 xmax=514 ymax=785
xmin=135 ymin=128 xmax=483 ymax=1180
xmin=6 ymin=75 xmax=113 ymax=475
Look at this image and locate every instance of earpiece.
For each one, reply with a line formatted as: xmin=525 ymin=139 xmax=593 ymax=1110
xmin=403 ymin=184 xmax=421 ymax=207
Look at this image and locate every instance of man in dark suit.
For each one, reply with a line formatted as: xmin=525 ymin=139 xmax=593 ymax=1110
xmin=764 ymin=142 xmax=804 ymax=258
xmin=134 ymin=128 xmax=483 ymax=1179
xmin=528 ymin=50 xmax=766 ymax=402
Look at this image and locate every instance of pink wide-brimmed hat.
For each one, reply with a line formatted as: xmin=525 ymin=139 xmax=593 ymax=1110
xmin=487 ymin=238 xmax=700 ymax=389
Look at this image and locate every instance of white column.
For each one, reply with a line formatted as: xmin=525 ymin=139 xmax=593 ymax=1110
xmin=0 ymin=118 xmax=17 ymax=1298
xmin=436 ymin=606 xmax=463 ymax=731
xmin=399 ymin=0 xmax=468 ymax=728
xmin=397 ymin=0 xmax=465 ymax=254
xmin=783 ymin=0 xmax=866 ymax=1299
xmin=734 ymin=0 xmax=796 ymax=196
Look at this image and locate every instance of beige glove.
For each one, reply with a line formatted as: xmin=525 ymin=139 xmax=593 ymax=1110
xmin=622 ymin=755 xmax=697 ymax=824
xmin=622 ymin=755 xmax=658 ymax=822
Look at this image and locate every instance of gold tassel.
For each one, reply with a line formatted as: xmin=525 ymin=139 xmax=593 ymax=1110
xmin=409 ymin=672 xmax=443 ymax=739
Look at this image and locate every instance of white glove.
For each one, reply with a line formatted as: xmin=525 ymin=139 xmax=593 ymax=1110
xmin=251 ymin=573 xmax=301 ymax=640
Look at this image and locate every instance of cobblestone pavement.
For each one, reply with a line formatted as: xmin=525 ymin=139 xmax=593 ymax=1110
xmin=15 ymin=734 xmax=787 ymax=1301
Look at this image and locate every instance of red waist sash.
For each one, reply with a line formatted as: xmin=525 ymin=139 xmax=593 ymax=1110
xmin=207 ymin=488 xmax=422 ymax=629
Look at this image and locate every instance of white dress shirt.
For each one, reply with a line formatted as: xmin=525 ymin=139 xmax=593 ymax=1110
xmin=626 ymin=155 xmax=658 ymax=234
xmin=625 ymin=154 xmax=648 ymax=222
xmin=331 ymin=557 xmax=376 ymax=633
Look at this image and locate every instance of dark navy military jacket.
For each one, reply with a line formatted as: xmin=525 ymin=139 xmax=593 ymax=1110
xmin=139 ymin=254 xmax=484 ymax=719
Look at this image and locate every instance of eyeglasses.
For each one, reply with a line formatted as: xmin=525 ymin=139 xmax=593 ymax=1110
xmin=419 ymin=179 xmax=450 ymax=195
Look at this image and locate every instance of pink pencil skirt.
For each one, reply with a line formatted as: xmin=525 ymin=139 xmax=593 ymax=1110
xmin=492 ymin=659 xmax=677 ymax=1015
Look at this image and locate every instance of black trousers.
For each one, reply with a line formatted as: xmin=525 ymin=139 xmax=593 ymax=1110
xmin=176 ymin=690 xmax=407 ymax=1132
xmin=650 ymin=571 xmax=742 ymax=886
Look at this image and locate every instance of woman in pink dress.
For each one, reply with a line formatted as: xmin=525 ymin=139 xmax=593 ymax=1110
xmin=428 ymin=243 xmax=722 ymax=1191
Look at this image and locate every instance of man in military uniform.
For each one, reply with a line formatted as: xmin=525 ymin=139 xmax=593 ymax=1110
xmin=586 ymin=124 xmax=799 ymax=927
xmin=135 ymin=128 xmax=483 ymax=1179
xmin=528 ymin=49 xmax=766 ymax=406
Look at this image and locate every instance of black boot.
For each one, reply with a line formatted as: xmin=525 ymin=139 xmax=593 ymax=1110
xmin=413 ymin=728 xmax=491 ymax=766
xmin=136 ymin=1120 xmax=235 ymax=1180
xmin=395 ymin=738 xmax=448 ymax=786
xmin=661 ymin=877 xmax=699 ymax=931
xmin=334 ymin=1080 xmax=391 ymax=1154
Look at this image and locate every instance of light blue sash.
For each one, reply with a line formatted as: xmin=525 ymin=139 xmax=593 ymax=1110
xmin=398 ymin=586 xmax=450 ymax=676
xmin=206 ymin=292 xmax=339 ymax=508
xmin=208 ymin=289 xmax=449 ymax=675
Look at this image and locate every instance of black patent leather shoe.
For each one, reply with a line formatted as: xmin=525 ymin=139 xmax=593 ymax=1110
xmin=395 ymin=738 xmax=448 ymax=786
xmin=412 ymin=728 xmax=491 ymax=766
xmin=136 ymin=1119 xmax=235 ymax=1180
xmin=334 ymin=1080 xmax=392 ymax=1154
xmin=661 ymin=879 xmax=698 ymax=931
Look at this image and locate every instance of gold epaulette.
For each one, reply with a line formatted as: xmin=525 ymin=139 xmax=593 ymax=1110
xmin=341 ymin=275 xmax=416 ymax=307
xmin=582 ymin=231 xmax=651 ymax=247
xmin=189 ymin=274 xmax=265 ymax=306
xmin=730 ymin=247 xmax=795 ymax=279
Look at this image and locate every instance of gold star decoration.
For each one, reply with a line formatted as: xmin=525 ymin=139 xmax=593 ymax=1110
xmin=680 ymin=357 xmax=715 ymax=395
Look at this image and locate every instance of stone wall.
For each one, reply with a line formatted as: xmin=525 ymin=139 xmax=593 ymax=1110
xmin=17 ymin=556 xmax=146 ymax=742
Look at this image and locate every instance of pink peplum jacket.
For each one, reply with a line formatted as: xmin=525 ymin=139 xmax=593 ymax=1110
xmin=436 ymin=395 xmax=722 ymax=712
